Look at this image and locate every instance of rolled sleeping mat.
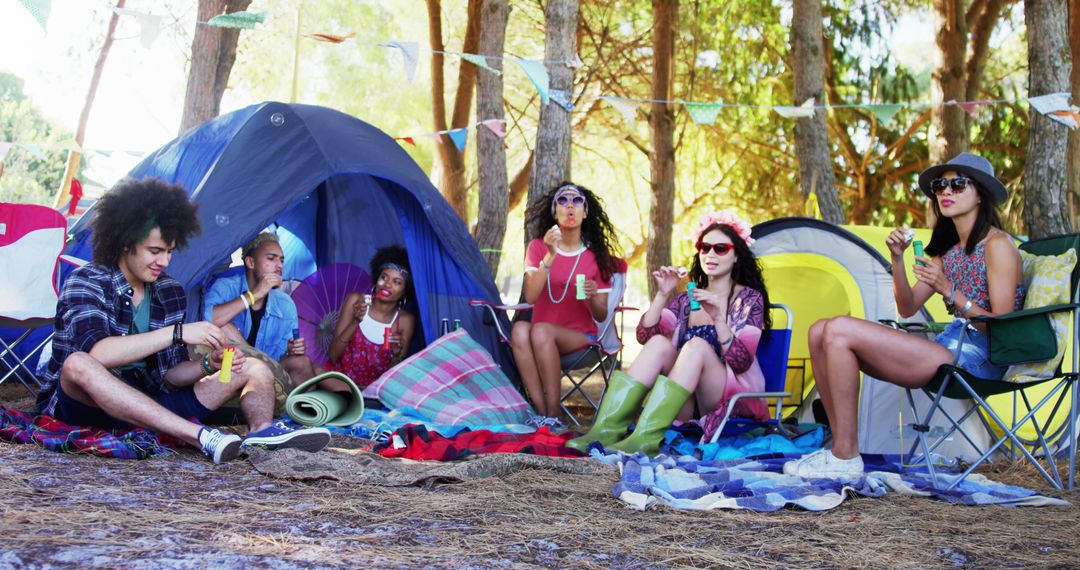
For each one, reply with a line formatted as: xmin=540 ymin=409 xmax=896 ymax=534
xmin=285 ymin=371 xmax=366 ymax=427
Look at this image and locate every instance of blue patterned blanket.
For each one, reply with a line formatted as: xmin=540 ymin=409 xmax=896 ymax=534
xmin=594 ymin=450 xmax=1069 ymax=511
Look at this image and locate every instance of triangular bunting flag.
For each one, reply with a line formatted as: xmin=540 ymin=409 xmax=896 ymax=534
xmin=18 ymin=0 xmax=51 ymax=31
xmin=447 ymin=128 xmax=468 ymax=151
xmin=1028 ymin=92 xmax=1078 ymax=128
xmin=549 ymin=89 xmax=574 ymax=111
xmin=18 ymin=144 xmax=45 ymax=159
xmin=515 ymin=59 xmax=549 ymax=104
xmin=480 ymin=119 xmax=507 ymax=138
xmin=378 ymin=41 xmax=419 ymax=83
xmin=395 ymin=137 xmax=417 ymax=147
xmin=1050 ymin=109 xmax=1080 ymax=129
xmin=0 ymin=142 xmax=12 ymax=162
xmin=114 ymin=7 xmax=162 ymax=49
xmin=958 ymin=100 xmax=988 ymax=116
xmin=206 ymin=10 xmax=265 ymax=29
xmin=774 ymin=97 xmax=815 ymax=118
xmin=306 ymin=32 xmax=355 ymax=43
xmin=567 ymin=54 xmax=584 ymax=68
xmin=461 ymin=53 xmax=500 ymax=75
xmin=602 ymin=97 xmax=639 ymax=127
xmin=425 ymin=132 xmax=444 ymax=144
xmin=869 ymin=103 xmax=904 ymax=124
xmin=67 ymin=178 xmax=83 ymax=216
xmin=685 ymin=101 xmax=722 ymax=125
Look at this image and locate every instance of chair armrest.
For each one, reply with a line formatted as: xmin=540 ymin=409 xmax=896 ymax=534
xmin=468 ymin=299 xmax=533 ymax=312
xmin=614 ymin=304 xmax=640 ymax=313
xmin=879 ymin=320 xmax=950 ymax=334
xmin=969 ymin=303 xmax=1079 ymax=324
xmin=970 ymin=303 xmax=1077 ymax=366
xmin=469 ymin=299 xmax=534 ymax=344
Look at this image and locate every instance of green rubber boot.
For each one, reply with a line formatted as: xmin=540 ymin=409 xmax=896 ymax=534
xmin=607 ymin=375 xmax=691 ymax=456
xmin=566 ymin=371 xmax=649 ymax=452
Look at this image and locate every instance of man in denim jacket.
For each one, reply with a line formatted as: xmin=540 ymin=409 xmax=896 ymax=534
xmin=203 ymin=232 xmax=319 ymax=384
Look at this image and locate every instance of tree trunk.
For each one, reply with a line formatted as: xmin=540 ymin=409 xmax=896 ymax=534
xmin=791 ymin=0 xmax=844 ymax=224
xmin=646 ymin=0 xmax=677 ymax=296
xmin=1068 ymin=0 xmax=1080 ymax=227
xmin=527 ymin=0 xmax=578 ymax=212
xmin=1023 ymin=0 xmax=1073 ymax=238
xmin=53 ymin=0 xmax=126 ymax=210
xmin=426 ymin=0 xmax=482 ymax=221
xmin=179 ymin=0 xmax=253 ymax=134
xmin=930 ymin=0 xmax=969 ymax=165
xmin=474 ymin=0 xmax=510 ymax=279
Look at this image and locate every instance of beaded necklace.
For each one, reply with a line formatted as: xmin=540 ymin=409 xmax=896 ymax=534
xmin=546 ymin=245 xmax=585 ymax=304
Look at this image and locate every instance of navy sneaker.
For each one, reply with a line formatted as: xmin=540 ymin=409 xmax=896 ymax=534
xmin=242 ymin=421 xmax=330 ymax=452
xmin=199 ymin=427 xmax=243 ymax=464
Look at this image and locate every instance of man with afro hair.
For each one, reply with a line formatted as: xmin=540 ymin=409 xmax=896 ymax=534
xmin=36 ymin=178 xmax=330 ymax=463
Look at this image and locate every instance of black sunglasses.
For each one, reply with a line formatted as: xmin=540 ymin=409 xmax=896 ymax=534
xmin=555 ymin=195 xmax=586 ymax=207
xmin=930 ymin=176 xmax=974 ymax=195
xmin=696 ymin=241 xmax=735 ymax=255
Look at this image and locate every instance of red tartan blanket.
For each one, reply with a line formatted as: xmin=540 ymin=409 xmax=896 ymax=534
xmin=376 ymin=425 xmax=585 ymax=460
xmin=0 ymin=405 xmax=174 ymax=459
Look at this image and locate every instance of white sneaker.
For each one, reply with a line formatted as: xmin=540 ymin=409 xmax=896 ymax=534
xmin=783 ymin=449 xmax=864 ymax=480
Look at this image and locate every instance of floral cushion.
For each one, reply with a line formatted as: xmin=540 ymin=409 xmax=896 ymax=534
xmin=1004 ymin=249 xmax=1076 ymax=383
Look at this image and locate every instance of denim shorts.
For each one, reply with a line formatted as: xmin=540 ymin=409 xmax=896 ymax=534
xmin=933 ymin=319 xmax=1006 ymax=380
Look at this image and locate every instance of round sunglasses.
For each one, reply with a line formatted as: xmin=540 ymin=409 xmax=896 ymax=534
xmin=930 ymin=176 xmax=974 ymax=195
xmin=696 ymin=241 xmax=735 ymax=255
xmin=555 ymin=194 xmax=586 ymax=207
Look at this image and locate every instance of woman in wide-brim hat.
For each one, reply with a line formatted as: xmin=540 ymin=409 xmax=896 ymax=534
xmin=783 ymin=152 xmax=1025 ymax=480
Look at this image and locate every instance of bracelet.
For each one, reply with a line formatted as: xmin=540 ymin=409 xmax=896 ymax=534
xmin=201 ymin=353 xmax=214 ymax=375
xmin=172 ymin=322 xmax=184 ymax=345
xmin=956 ymin=299 xmax=974 ymax=317
xmin=721 ymin=335 xmax=735 ymax=347
xmin=245 ymin=291 xmax=256 ymax=307
xmin=240 ymin=293 xmax=251 ymax=310
xmin=538 ymin=259 xmax=551 ymax=271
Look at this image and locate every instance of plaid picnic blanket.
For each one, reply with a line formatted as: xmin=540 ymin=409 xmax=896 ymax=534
xmin=375 ymin=425 xmax=585 ymax=460
xmin=0 ymin=405 xmax=173 ymax=459
xmin=364 ymin=329 xmax=533 ymax=426
xmin=595 ymin=451 xmax=1069 ymax=512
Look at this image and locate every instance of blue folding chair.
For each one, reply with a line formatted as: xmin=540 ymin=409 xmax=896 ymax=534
xmin=708 ymin=304 xmax=794 ymax=442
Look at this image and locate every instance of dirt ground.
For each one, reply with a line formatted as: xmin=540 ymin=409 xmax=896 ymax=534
xmin=1 ymin=384 xmax=1079 ymax=569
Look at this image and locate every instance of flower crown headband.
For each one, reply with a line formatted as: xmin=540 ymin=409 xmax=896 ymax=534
xmin=695 ymin=210 xmax=754 ymax=247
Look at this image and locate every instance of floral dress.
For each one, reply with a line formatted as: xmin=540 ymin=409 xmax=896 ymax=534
xmin=636 ymin=287 xmax=769 ymax=440
xmin=326 ymin=310 xmax=400 ymax=388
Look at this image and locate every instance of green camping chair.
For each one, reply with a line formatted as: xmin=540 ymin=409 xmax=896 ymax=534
xmin=904 ymin=233 xmax=1079 ymax=490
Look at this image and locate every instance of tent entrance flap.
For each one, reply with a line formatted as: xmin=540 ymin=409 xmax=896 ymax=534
xmin=760 ymin=253 xmax=863 ymax=413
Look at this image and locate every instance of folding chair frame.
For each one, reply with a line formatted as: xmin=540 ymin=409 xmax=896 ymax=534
xmin=469 ymin=272 xmax=632 ymax=426
xmin=903 ymin=233 xmax=1080 ymax=490
xmin=708 ymin=304 xmax=794 ymax=443
xmin=0 ymin=318 xmax=53 ymax=397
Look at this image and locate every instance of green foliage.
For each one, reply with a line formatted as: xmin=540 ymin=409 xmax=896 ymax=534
xmin=0 ymin=72 xmax=71 ymax=205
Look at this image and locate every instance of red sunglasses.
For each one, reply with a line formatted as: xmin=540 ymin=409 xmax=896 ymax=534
xmin=696 ymin=241 xmax=735 ymax=255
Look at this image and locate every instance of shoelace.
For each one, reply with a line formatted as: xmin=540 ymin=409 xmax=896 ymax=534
xmin=200 ymin=429 xmax=226 ymax=454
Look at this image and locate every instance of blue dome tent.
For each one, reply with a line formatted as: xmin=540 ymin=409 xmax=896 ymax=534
xmin=61 ymin=102 xmax=515 ymax=379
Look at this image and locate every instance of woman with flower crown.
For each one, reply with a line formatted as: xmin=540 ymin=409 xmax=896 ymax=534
xmin=568 ymin=210 xmax=772 ymax=455
xmin=513 ymin=182 xmax=623 ymax=429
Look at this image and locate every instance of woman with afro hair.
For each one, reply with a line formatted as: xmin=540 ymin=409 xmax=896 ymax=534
xmin=514 ymin=182 xmax=622 ymax=428
xmin=324 ymin=245 xmax=418 ymax=389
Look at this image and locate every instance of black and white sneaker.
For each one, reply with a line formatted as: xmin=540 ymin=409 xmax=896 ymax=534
xmin=199 ymin=427 xmax=243 ymax=464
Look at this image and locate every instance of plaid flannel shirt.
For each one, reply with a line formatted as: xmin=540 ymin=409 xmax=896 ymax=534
xmin=37 ymin=264 xmax=189 ymax=415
